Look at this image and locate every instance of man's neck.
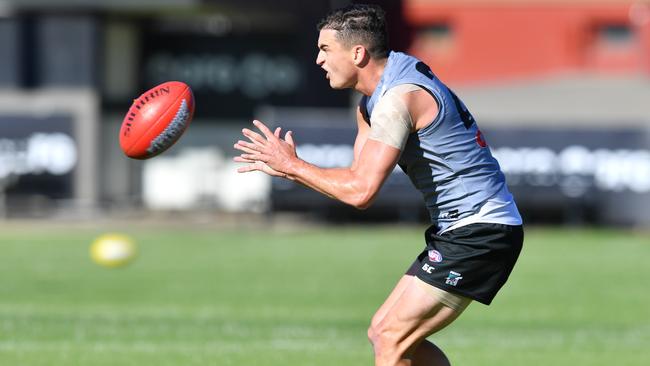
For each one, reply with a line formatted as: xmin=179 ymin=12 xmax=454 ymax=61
xmin=355 ymin=56 xmax=388 ymax=96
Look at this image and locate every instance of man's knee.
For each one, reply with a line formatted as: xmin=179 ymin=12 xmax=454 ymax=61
xmin=367 ymin=323 xmax=374 ymax=343
xmin=368 ymin=320 xmax=402 ymax=361
xmin=367 ymin=321 xmax=378 ymax=347
xmin=368 ymin=314 xmax=394 ymax=346
xmin=368 ymin=311 xmax=384 ymax=344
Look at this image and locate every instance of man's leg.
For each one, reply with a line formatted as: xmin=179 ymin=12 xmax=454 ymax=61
xmin=369 ymin=276 xmax=450 ymax=365
xmin=368 ymin=275 xmax=465 ymax=366
xmin=410 ymin=340 xmax=450 ymax=366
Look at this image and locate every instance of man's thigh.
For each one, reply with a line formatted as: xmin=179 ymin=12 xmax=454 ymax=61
xmin=373 ymin=276 xmax=467 ymax=356
xmin=372 ymin=275 xmax=470 ymax=326
xmin=383 ymin=278 xmax=464 ymax=336
xmin=371 ymin=275 xmax=415 ymax=327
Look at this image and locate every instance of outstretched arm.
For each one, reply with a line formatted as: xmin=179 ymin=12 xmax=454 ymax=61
xmin=234 ymin=107 xmax=401 ymax=209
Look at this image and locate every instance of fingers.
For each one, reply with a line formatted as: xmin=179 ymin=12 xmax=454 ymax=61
xmin=236 ymin=161 xmax=286 ymax=178
xmin=242 ymin=128 xmax=266 ymax=145
xmin=285 ymin=130 xmax=294 ymax=147
xmin=234 ymin=140 xmax=259 ymax=154
xmin=242 ymin=121 xmax=279 ymax=147
xmin=233 ymin=156 xmax=255 ymax=163
xmin=236 ymin=160 xmax=269 ymax=173
xmin=235 ymin=121 xmax=293 ymax=176
xmin=241 ymin=153 xmax=268 ymax=162
xmin=253 ymin=120 xmax=275 ymax=140
xmin=237 ymin=164 xmax=258 ymax=173
xmin=243 ymin=121 xmax=289 ymax=146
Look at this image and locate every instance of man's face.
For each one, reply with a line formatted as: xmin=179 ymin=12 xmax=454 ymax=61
xmin=316 ymin=29 xmax=356 ymax=89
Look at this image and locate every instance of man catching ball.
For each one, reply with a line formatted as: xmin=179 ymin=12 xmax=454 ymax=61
xmin=235 ymin=4 xmax=523 ymax=365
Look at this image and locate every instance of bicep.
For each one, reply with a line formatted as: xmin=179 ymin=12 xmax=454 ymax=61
xmin=355 ymin=138 xmax=401 ymax=193
xmin=352 ymin=97 xmax=404 ymax=193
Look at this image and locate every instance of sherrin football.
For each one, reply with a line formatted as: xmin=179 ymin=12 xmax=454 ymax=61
xmin=120 ymin=81 xmax=195 ymax=159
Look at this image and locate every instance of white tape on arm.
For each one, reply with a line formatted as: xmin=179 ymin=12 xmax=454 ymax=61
xmin=368 ymin=84 xmax=419 ymax=151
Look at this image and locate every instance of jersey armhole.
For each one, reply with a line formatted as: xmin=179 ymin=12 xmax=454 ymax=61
xmin=410 ymin=83 xmax=444 ymax=135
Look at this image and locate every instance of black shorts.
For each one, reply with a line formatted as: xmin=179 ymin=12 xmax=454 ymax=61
xmin=406 ymin=223 xmax=523 ymax=305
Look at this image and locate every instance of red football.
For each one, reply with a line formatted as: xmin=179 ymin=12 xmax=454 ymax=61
xmin=119 ymin=81 xmax=195 ymax=159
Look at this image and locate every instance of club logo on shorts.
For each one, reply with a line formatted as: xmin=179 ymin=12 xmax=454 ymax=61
xmin=445 ymin=271 xmax=463 ymax=286
xmin=427 ymin=249 xmax=443 ymax=263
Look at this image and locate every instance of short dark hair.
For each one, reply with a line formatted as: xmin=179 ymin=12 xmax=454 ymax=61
xmin=317 ymin=4 xmax=389 ymax=59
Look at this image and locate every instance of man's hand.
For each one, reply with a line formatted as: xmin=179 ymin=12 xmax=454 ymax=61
xmin=234 ymin=116 xmax=401 ymax=209
xmin=233 ymin=119 xmax=297 ymax=177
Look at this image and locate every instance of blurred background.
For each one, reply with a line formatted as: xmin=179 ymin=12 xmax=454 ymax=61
xmin=1 ymin=2 xmax=649 ymax=365
xmin=1 ymin=0 xmax=650 ymax=225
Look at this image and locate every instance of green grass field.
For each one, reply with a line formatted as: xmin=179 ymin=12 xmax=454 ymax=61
xmin=0 ymin=222 xmax=648 ymax=365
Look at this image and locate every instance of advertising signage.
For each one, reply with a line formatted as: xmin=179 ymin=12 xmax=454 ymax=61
xmin=140 ymin=27 xmax=348 ymax=119
xmin=269 ymin=114 xmax=650 ymax=225
xmin=0 ymin=115 xmax=77 ymax=200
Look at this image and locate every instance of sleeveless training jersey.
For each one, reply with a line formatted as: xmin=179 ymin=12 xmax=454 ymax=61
xmin=360 ymin=51 xmax=519 ymax=232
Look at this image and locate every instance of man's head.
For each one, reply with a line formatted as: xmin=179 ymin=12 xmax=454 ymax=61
xmin=316 ymin=4 xmax=389 ymax=90
xmin=317 ymin=4 xmax=389 ymax=60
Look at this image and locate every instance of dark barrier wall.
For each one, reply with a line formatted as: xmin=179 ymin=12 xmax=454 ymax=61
xmin=139 ymin=7 xmax=348 ymax=120
xmin=487 ymin=127 xmax=650 ymax=226
xmin=270 ymin=116 xmax=650 ymax=226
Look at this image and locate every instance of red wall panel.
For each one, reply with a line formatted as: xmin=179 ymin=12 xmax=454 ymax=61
xmin=404 ymin=1 xmax=650 ymax=85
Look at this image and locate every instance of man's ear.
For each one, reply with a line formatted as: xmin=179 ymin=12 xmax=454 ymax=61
xmin=352 ymin=45 xmax=369 ymax=66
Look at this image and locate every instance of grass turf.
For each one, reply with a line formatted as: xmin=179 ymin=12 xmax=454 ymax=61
xmin=0 ymin=223 xmax=648 ymax=365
